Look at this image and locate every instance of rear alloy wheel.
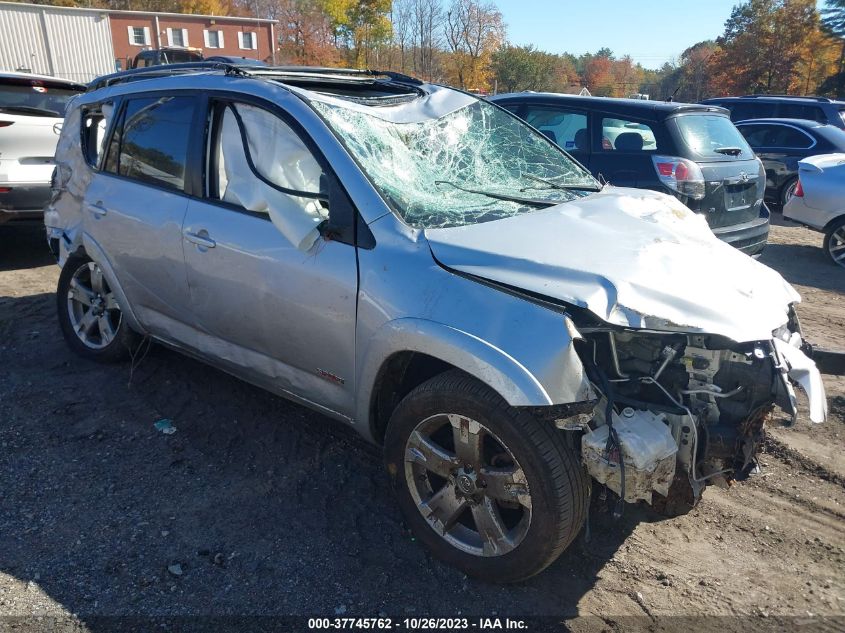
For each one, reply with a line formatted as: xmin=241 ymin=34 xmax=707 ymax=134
xmin=385 ymin=370 xmax=589 ymax=582
xmin=823 ymin=217 xmax=845 ymax=269
xmin=781 ymin=178 xmax=799 ymax=206
xmin=57 ymin=255 xmax=138 ymax=361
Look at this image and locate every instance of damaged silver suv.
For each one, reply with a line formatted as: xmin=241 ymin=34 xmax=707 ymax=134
xmin=46 ymin=64 xmax=827 ymax=582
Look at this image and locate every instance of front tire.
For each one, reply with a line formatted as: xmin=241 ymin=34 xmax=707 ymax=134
xmin=384 ymin=370 xmax=589 ymax=582
xmin=823 ymin=217 xmax=845 ymax=269
xmin=57 ymin=254 xmax=139 ymax=362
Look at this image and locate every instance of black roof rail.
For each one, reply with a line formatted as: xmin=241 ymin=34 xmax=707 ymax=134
xmin=250 ymin=66 xmax=423 ymax=85
xmin=88 ymin=63 xmax=424 ymax=92
xmin=88 ymin=62 xmax=245 ymax=91
xmin=738 ymin=94 xmax=833 ymax=102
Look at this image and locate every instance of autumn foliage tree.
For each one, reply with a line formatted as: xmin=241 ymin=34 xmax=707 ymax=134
xmin=443 ymin=0 xmax=504 ymax=89
xmin=708 ymin=0 xmax=837 ymax=95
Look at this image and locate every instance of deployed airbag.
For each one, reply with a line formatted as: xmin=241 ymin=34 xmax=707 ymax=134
xmin=218 ymin=103 xmax=327 ymax=251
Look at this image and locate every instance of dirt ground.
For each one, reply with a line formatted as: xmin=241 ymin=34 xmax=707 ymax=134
xmin=0 ymin=212 xmax=843 ymax=631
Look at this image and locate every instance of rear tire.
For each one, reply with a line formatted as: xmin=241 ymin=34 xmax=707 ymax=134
xmin=384 ymin=370 xmax=589 ymax=582
xmin=57 ymin=254 xmax=139 ymax=362
xmin=823 ymin=217 xmax=845 ymax=269
xmin=780 ymin=177 xmax=799 ymax=206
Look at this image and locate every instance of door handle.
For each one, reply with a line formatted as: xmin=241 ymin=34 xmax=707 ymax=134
xmin=87 ymin=202 xmax=107 ymax=217
xmin=184 ymin=230 xmax=216 ymax=249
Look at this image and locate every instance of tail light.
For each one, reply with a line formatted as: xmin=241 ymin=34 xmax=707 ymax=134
xmin=794 ymin=179 xmax=804 ymax=197
xmin=652 ymin=155 xmax=706 ymax=200
xmin=0 ymin=187 xmax=11 ymax=193
xmin=0 ymin=121 xmax=14 ymax=128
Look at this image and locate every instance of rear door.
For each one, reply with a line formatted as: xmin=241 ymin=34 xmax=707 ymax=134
xmin=591 ymin=114 xmax=660 ymax=188
xmin=82 ymin=93 xmax=198 ymax=335
xmin=668 ymin=113 xmax=764 ymax=229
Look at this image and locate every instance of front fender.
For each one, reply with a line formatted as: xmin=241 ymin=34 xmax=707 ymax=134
xmin=355 ymin=316 xmax=594 ymax=441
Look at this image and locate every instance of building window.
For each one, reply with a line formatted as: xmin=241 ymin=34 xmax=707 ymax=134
xmin=204 ymin=29 xmax=224 ymax=48
xmin=128 ymin=26 xmax=151 ymax=46
xmin=238 ymin=31 xmax=257 ymax=50
xmin=167 ymin=28 xmax=189 ymax=47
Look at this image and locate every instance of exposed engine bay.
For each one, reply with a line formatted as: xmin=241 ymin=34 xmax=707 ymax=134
xmin=572 ymin=314 xmax=826 ymax=515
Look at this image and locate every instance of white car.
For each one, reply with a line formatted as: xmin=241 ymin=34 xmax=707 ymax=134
xmin=783 ymin=153 xmax=845 ymax=268
xmin=0 ymin=72 xmax=85 ymax=225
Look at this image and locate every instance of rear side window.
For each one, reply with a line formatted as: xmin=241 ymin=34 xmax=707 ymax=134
xmin=738 ymin=123 xmax=814 ymax=149
xmin=729 ymin=102 xmax=777 ymax=121
xmin=767 ymin=124 xmax=814 ymax=148
xmin=600 ymin=117 xmax=657 ymax=152
xmin=81 ymin=102 xmax=115 ymax=168
xmin=523 ymin=107 xmax=589 ymax=152
xmin=672 ymin=114 xmax=753 ymax=160
xmin=104 ymin=96 xmax=196 ymax=191
xmin=778 ymin=103 xmax=826 ymax=123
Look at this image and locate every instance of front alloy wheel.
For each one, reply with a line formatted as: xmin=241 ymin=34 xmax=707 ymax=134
xmin=405 ymin=413 xmax=532 ymax=557
xmin=385 ymin=370 xmax=589 ymax=582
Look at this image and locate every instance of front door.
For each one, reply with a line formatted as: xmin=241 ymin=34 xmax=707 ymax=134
xmin=182 ymin=98 xmax=359 ymax=419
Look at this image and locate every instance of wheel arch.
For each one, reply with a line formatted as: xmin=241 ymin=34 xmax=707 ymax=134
xmin=823 ymin=213 xmax=845 ymax=233
xmin=65 ymin=234 xmax=146 ymax=335
xmin=357 ymin=318 xmax=592 ymax=444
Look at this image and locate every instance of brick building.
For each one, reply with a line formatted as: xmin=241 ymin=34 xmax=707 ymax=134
xmin=109 ymin=10 xmax=276 ymax=70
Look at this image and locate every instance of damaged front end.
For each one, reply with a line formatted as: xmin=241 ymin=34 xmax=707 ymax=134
xmin=573 ymin=317 xmax=826 ymax=514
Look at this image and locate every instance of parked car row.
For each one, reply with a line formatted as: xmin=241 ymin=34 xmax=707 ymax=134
xmin=490 ymin=93 xmax=770 ymax=255
xmin=39 ymin=63 xmax=826 ymax=581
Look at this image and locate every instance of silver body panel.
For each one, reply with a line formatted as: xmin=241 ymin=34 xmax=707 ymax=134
xmin=47 ymin=72 xmax=826 ymax=446
xmin=783 ymin=153 xmax=845 ymax=230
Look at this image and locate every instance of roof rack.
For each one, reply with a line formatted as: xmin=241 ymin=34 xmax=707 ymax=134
xmin=88 ymin=63 xmax=422 ymax=92
xmin=739 ymin=94 xmax=833 ymax=102
xmin=88 ymin=62 xmax=244 ymax=91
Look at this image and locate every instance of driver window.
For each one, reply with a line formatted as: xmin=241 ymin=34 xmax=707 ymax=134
xmin=212 ymin=102 xmax=328 ymax=251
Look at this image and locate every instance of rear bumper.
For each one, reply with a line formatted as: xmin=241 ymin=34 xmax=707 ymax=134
xmin=710 ymin=213 xmax=770 ymax=256
xmin=0 ymin=183 xmax=50 ymax=224
xmin=783 ymin=196 xmax=837 ymax=232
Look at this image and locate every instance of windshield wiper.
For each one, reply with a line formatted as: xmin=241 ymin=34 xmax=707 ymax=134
xmin=713 ymin=146 xmax=743 ymax=156
xmin=434 ymin=181 xmax=558 ymax=207
xmin=519 ymin=174 xmax=602 ymax=192
xmin=0 ymin=105 xmax=61 ymax=117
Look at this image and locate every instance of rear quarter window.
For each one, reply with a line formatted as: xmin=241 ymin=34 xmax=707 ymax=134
xmin=728 ymin=102 xmax=777 ymax=121
xmin=779 ymin=103 xmax=827 ymax=123
xmin=670 ymin=114 xmax=754 ymax=161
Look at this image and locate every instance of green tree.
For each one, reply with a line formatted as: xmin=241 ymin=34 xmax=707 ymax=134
xmin=491 ymin=45 xmax=576 ymax=93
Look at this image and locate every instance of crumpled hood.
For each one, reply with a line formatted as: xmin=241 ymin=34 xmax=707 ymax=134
xmin=425 ymin=187 xmax=799 ymax=343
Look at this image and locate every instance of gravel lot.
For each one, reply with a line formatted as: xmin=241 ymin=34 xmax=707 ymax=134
xmin=0 ymin=213 xmax=843 ymax=631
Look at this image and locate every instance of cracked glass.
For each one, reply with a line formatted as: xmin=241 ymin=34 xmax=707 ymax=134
xmin=312 ymin=98 xmax=598 ymax=229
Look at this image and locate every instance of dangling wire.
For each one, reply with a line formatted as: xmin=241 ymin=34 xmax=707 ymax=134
xmin=127 ymin=334 xmax=153 ymax=388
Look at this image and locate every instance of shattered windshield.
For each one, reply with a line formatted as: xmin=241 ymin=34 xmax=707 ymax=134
xmin=311 ymin=97 xmax=599 ymax=228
